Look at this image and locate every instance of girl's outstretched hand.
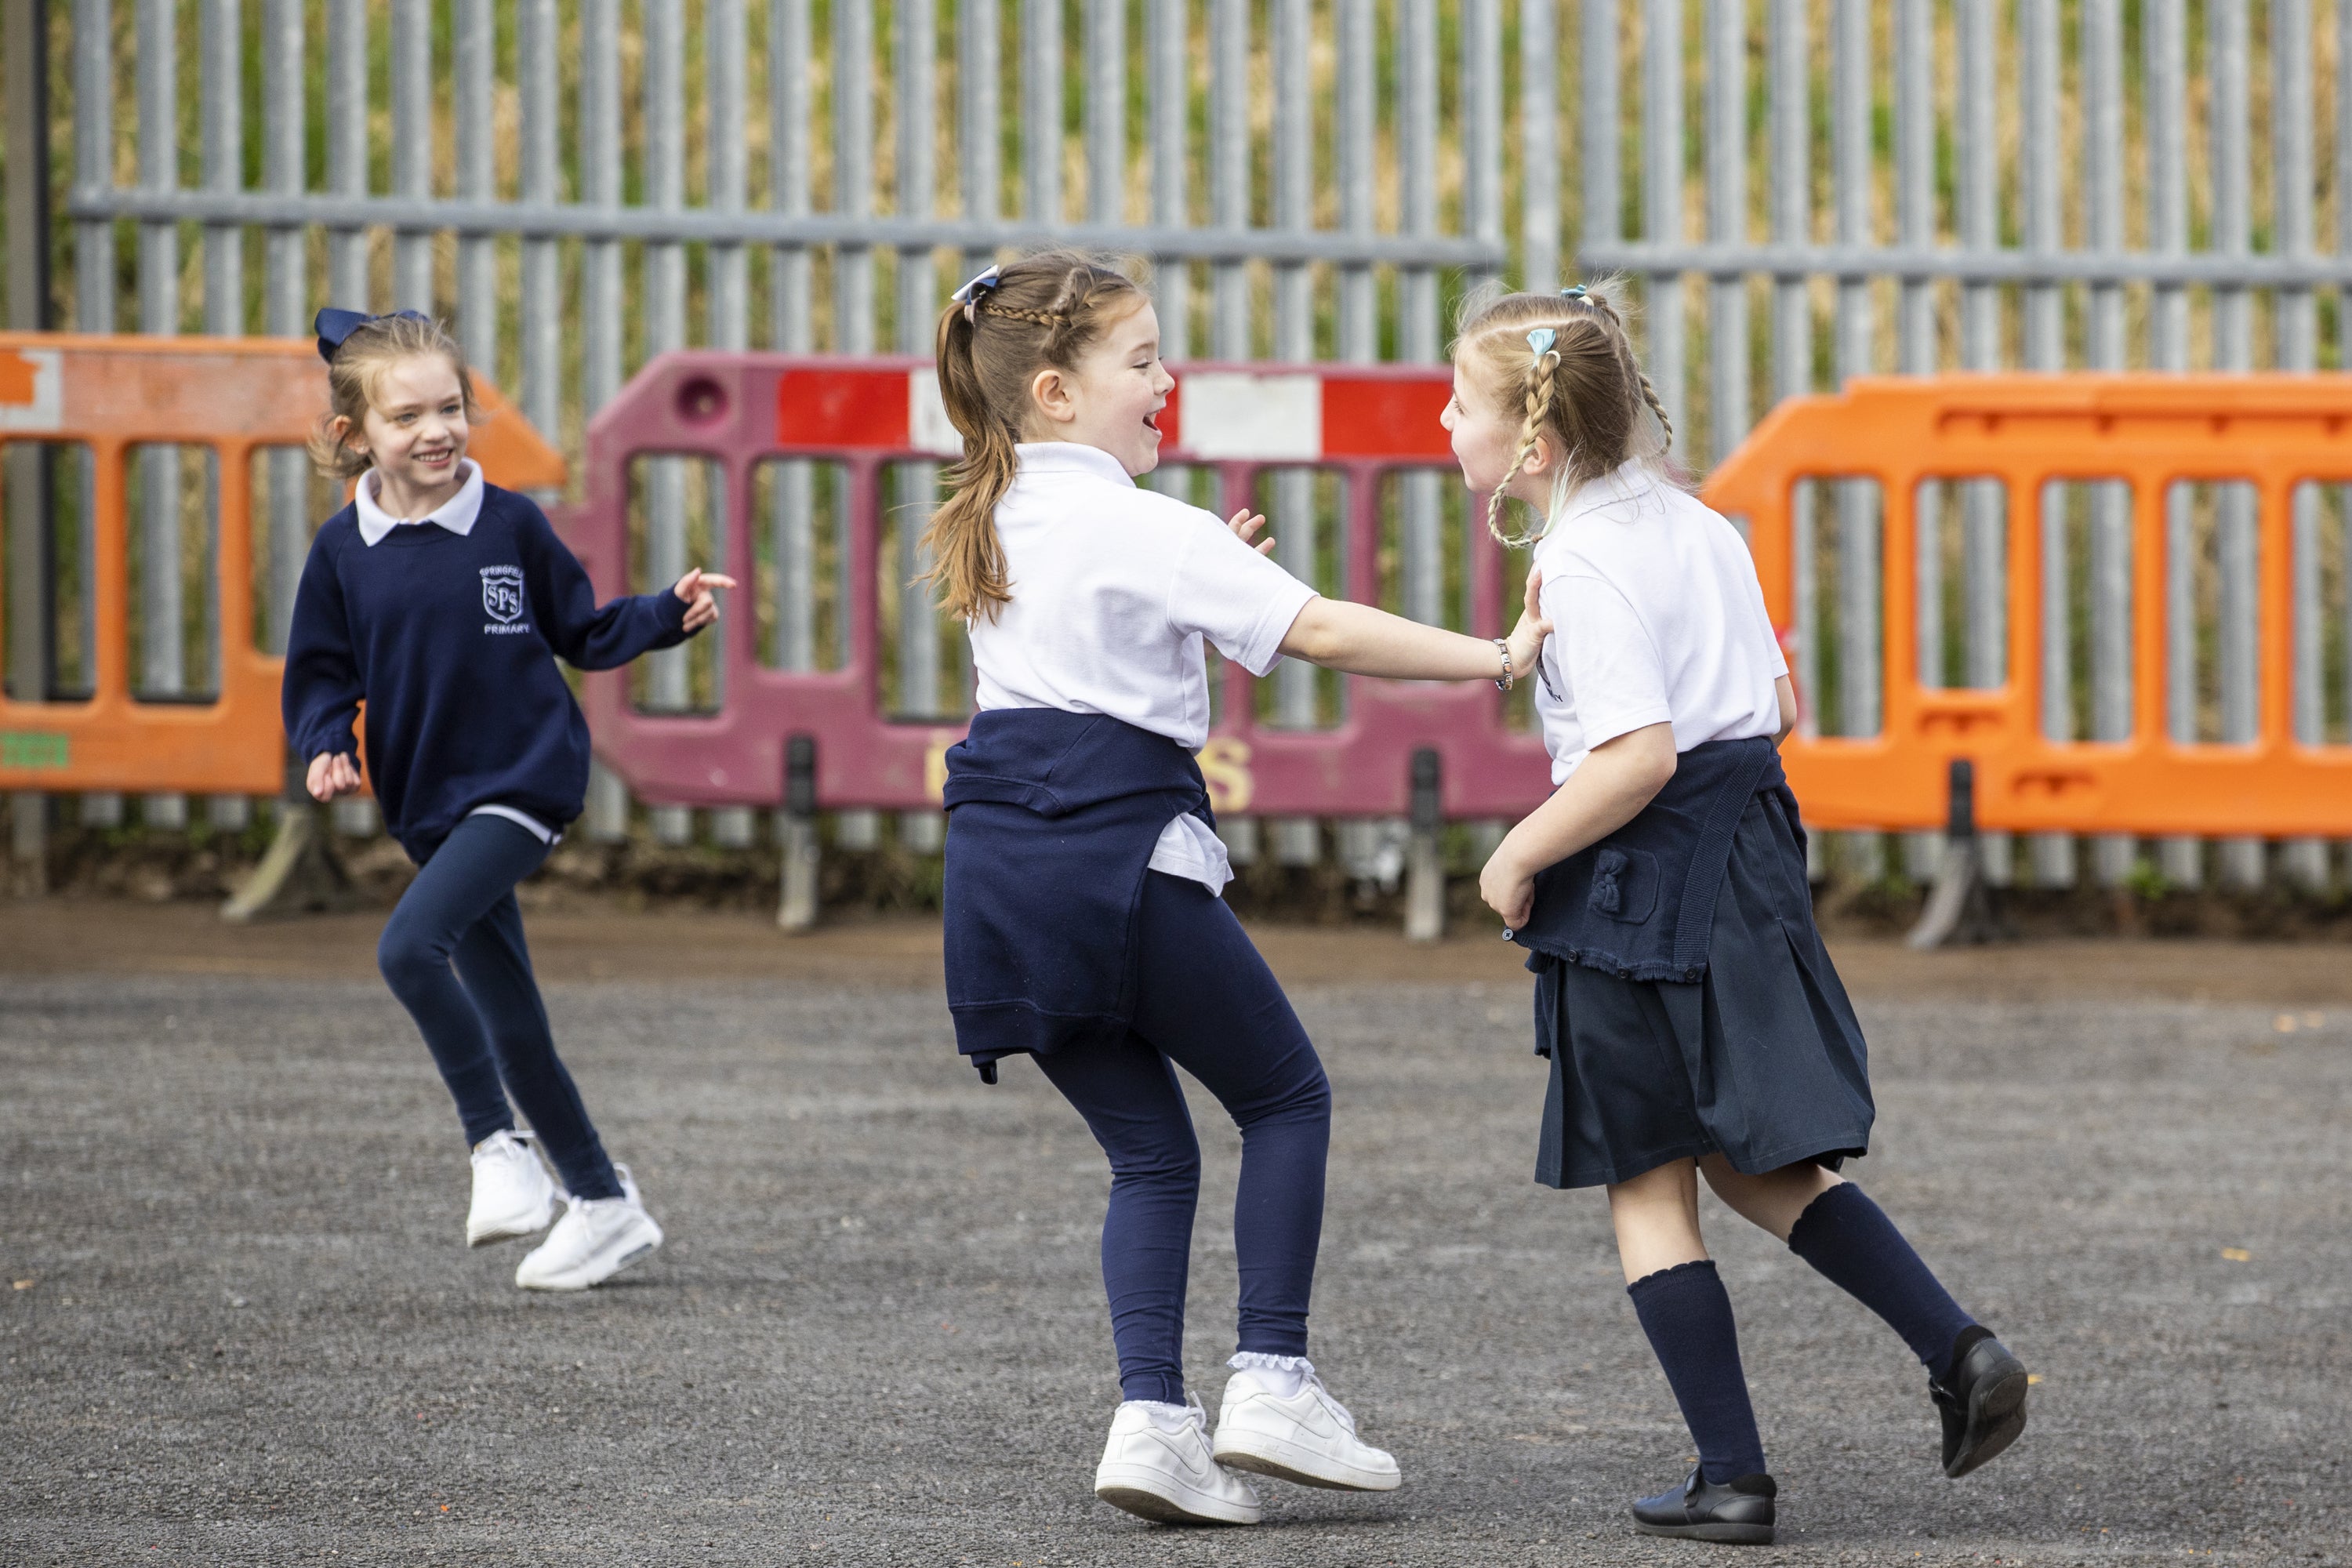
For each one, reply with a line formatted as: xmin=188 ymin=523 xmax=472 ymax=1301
xmin=673 ymin=568 xmax=739 ymax=633
xmin=1504 ymin=568 xmax=1550 ymax=687
xmin=306 ymin=751 xmax=363 ymax=803
xmin=1227 ymin=508 xmax=1275 ymax=556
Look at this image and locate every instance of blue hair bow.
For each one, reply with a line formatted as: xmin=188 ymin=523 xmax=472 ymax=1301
xmin=950 ymin=263 xmax=1004 ymax=324
xmin=314 ymin=307 xmax=431 ymax=365
xmin=1562 ymin=284 xmax=1588 ymax=301
xmin=1526 ymin=327 xmax=1557 ymax=357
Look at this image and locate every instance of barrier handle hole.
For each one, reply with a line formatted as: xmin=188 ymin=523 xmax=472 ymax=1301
xmin=677 ymin=377 xmax=729 ymax=425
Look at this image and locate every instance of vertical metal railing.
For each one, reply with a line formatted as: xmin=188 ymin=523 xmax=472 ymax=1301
xmin=26 ymin=0 xmax=2352 ymax=895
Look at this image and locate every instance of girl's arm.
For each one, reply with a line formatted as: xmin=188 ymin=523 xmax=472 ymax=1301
xmin=1773 ymin=674 xmax=1798 ymax=745
xmin=1476 ymin=722 xmax=1679 ymax=929
xmin=280 ymin=535 xmax=366 ymax=799
xmin=1231 ymin=505 xmax=1550 ymax=684
xmin=1270 ymin=535 xmax=1550 ymax=682
xmin=528 ymin=510 xmax=732 ymax=670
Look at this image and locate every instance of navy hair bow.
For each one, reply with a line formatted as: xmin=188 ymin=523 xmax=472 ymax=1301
xmin=314 ymin=307 xmax=432 ymax=365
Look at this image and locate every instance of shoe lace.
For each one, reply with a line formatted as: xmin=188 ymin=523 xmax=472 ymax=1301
xmin=1305 ymin=1371 xmax=1359 ymax=1437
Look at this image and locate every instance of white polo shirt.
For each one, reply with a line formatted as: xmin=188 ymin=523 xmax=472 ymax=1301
xmin=968 ymin=443 xmax=1319 ymax=892
xmin=1529 ymin=462 xmax=1787 ymax=785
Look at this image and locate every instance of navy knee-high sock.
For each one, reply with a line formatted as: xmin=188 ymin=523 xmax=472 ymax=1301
xmin=1626 ymin=1260 xmax=1768 ymax=1484
xmin=1787 ymin=1183 xmax=1976 ymax=1383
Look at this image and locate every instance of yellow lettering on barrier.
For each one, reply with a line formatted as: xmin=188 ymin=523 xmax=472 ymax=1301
xmin=924 ymin=729 xmax=959 ymax=804
xmin=1198 ymin=736 xmax=1254 ymax=815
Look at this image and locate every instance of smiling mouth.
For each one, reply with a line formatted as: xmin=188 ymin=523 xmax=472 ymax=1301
xmin=1142 ymin=410 xmax=1163 ymax=434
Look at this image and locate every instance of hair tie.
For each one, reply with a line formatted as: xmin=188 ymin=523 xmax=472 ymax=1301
xmin=1561 ymin=285 xmax=1588 ymax=301
xmin=1525 ymin=327 xmax=1557 ymax=358
xmin=314 ymin=307 xmax=431 ymax=365
xmin=951 ymin=264 xmax=1004 ymax=325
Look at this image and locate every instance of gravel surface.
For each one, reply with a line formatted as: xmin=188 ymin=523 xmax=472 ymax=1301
xmin=3 ymin=966 xmax=2348 ymax=1566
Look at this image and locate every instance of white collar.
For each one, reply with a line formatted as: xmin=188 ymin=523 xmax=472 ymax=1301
xmin=355 ymin=459 xmax=485 ymax=546
xmin=1013 ymin=442 xmax=1137 ymax=489
xmin=1548 ymin=460 xmax=1665 ymax=531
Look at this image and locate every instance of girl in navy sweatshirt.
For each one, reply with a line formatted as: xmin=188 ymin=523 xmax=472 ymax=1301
xmin=281 ymin=308 xmax=733 ymax=1291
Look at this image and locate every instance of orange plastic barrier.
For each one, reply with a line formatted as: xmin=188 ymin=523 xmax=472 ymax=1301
xmin=0 ymin=333 xmax=563 ymax=795
xmin=1703 ymin=374 xmax=2352 ymax=838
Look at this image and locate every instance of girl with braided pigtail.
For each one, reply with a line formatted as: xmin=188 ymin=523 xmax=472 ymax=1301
xmin=1443 ymin=282 xmax=2030 ymax=1544
xmin=928 ymin=252 xmax=1552 ymax=1527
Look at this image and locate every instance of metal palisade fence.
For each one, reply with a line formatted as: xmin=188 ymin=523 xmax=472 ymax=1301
xmin=16 ymin=0 xmax=2352 ymax=891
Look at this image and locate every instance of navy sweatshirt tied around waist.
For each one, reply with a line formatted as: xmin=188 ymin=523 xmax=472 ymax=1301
xmin=280 ymin=483 xmax=692 ymax=861
xmin=1508 ymin=735 xmax=1790 ymax=983
xmin=942 ymin=709 xmax=1214 ymax=1082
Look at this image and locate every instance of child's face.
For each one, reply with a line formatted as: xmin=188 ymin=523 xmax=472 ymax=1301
xmin=1441 ymin=358 xmax=1539 ymax=502
xmin=1029 ymin=301 xmax=1175 ymax=477
xmin=353 ymin=353 xmax=470 ymax=496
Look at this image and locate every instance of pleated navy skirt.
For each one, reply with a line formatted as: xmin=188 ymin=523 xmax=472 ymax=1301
xmin=1530 ymin=785 xmax=1876 ymax=1189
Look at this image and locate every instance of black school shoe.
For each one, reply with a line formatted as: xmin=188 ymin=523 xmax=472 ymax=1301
xmin=1931 ymin=1326 xmax=2031 ymax=1479
xmin=1631 ymin=1468 xmax=1777 ymax=1545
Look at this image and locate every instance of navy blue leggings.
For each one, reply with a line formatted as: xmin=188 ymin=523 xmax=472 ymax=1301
xmin=1032 ymin=871 xmax=1332 ymax=1405
xmin=376 ymin=813 xmax=622 ymax=1202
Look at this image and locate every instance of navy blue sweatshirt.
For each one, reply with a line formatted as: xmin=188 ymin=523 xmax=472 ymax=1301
xmin=281 ymin=482 xmax=692 ymax=860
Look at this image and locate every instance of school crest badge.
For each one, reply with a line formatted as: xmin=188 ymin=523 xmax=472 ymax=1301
xmin=481 ymin=564 xmax=526 ymax=624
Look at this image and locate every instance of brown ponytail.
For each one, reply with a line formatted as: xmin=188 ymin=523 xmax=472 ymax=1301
xmin=920 ymin=250 xmax=1148 ymax=622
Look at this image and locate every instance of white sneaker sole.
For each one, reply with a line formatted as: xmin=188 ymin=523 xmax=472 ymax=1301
xmin=466 ymin=1200 xmax=556 ymax=1248
xmin=515 ymin=1218 xmax=662 ymax=1292
xmin=1213 ymin=1425 xmax=1402 ymax=1492
xmin=1094 ymin=1465 xmax=1261 ymax=1526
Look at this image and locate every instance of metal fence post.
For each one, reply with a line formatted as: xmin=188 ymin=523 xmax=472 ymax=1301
xmin=1956 ymin=0 xmax=2005 ymax=884
xmin=5 ymin=0 xmax=52 ymax=893
xmin=579 ymin=0 xmax=631 ymax=844
xmin=1519 ymin=0 xmax=1559 ymax=293
xmin=1831 ymin=0 xmax=1878 ymax=882
xmin=2209 ymin=0 xmax=2261 ymax=889
xmin=1704 ymin=0 xmax=1747 ymax=470
xmin=2147 ymin=0 xmax=2196 ymax=888
xmin=899 ymin=0 xmax=946 ymax=855
xmin=2021 ymin=0 xmax=2074 ymax=889
xmin=136 ymin=0 xmax=187 ymax=832
xmin=1642 ymin=0 xmax=1684 ymax=445
xmin=2273 ymin=0 xmax=2326 ymax=891
xmin=1894 ymin=0 xmax=1939 ymax=883
xmin=2082 ymin=0 xmax=2135 ymax=889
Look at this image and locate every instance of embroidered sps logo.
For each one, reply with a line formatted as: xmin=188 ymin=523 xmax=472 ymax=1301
xmin=480 ymin=564 xmax=526 ymax=625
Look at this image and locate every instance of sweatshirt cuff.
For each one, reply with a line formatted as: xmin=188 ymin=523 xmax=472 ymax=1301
xmin=656 ymin=586 xmax=692 ymax=634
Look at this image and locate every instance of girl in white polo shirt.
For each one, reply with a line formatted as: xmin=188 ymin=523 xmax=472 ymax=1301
xmin=1447 ymin=282 xmax=2029 ymax=1546
xmin=929 ymin=251 xmax=1551 ymax=1527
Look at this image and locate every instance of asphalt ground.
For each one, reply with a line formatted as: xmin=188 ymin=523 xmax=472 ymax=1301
xmin=3 ymin=903 xmax=2349 ymax=1566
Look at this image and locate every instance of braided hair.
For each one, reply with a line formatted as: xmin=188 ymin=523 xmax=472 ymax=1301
xmin=1451 ymin=278 xmax=1679 ymax=546
xmin=923 ymin=251 xmax=1148 ymax=621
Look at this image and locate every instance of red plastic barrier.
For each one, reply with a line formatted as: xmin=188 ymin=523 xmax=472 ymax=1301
xmin=561 ymin=353 xmax=1555 ymax=818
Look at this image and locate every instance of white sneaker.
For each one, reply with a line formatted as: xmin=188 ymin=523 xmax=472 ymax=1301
xmin=514 ymin=1167 xmax=662 ymax=1290
xmin=465 ymin=1130 xmax=558 ymax=1247
xmin=1093 ymin=1395 xmax=1262 ymax=1526
xmin=1212 ymin=1357 xmax=1402 ymax=1492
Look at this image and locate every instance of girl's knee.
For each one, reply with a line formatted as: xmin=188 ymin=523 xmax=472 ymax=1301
xmin=376 ymin=921 xmax=446 ymax=994
xmin=1105 ymin=1125 xmax=1203 ymax=1190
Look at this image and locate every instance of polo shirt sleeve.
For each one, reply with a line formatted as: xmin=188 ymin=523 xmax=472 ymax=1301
xmin=1163 ymin=516 xmax=1319 ymax=677
xmin=1551 ymin=572 xmax=1674 ymax=750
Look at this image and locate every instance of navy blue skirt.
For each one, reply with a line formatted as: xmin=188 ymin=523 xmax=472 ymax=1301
xmin=1530 ymin=786 xmax=1876 ymax=1189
